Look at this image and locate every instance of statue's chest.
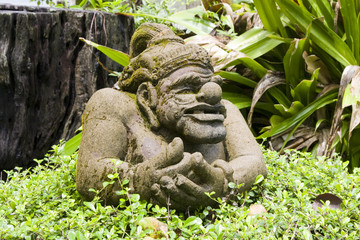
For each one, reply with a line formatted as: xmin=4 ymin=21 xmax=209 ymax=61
xmin=125 ymin=130 xmax=166 ymax=164
xmin=184 ymin=142 xmax=227 ymax=164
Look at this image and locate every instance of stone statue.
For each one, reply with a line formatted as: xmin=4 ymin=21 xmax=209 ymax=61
xmin=76 ymin=23 xmax=267 ymax=211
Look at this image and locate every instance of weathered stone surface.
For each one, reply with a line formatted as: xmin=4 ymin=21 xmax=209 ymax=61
xmin=0 ymin=4 xmax=134 ymax=170
xmin=77 ymin=23 xmax=267 ymax=211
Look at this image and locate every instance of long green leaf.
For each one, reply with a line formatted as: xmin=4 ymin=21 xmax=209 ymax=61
xmin=339 ymin=0 xmax=360 ymax=63
xmin=218 ymin=71 xmax=257 ymax=88
xmin=257 ymin=90 xmax=338 ymax=139
xmin=227 ymin=28 xmax=284 ymax=59
xmin=307 ymin=0 xmax=334 ymax=29
xmin=275 ymin=0 xmax=358 ymax=66
xmin=253 ymin=0 xmax=288 ymax=37
xmin=283 ymin=38 xmax=307 ymax=87
xmin=222 ymin=92 xmax=252 ymax=109
xmin=224 ymin=57 xmax=267 ymax=78
xmin=58 ymin=132 xmax=83 ymax=156
xmin=222 ymin=91 xmax=276 ymax=113
xmin=80 ymin=38 xmax=129 ymax=66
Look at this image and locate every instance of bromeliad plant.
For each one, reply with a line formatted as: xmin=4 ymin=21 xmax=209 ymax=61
xmin=245 ymin=0 xmax=360 ymax=170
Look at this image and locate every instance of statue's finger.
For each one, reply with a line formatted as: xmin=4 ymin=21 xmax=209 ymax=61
xmin=175 ymin=174 xmax=207 ymax=197
xmin=160 ymin=176 xmax=198 ymax=204
xmin=165 ymin=137 xmax=184 ymax=166
xmin=157 ymin=152 xmax=193 ymax=177
xmin=150 ymin=183 xmax=168 ymax=206
xmin=152 ymin=137 xmax=183 ymax=169
xmin=211 ymin=159 xmax=234 ymax=182
xmin=191 ymin=152 xmax=221 ymax=180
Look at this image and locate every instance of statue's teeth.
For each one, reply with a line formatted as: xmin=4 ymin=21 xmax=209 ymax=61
xmin=194 ymin=110 xmax=203 ymax=114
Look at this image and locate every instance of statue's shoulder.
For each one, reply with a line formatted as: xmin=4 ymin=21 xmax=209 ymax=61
xmin=85 ymin=88 xmax=138 ymax=118
xmin=221 ymin=99 xmax=238 ymax=112
xmin=221 ymin=99 xmax=247 ymax=124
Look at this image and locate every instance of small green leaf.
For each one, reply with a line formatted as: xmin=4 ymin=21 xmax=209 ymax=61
xmin=76 ymin=231 xmax=87 ymax=240
xmin=126 ymin=7 xmax=216 ymax=36
xmin=228 ymin=182 xmax=236 ymax=189
xmin=183 ymin=216 xmax=202 ymax=228
xmin=254 ymin=175 xmax=265 ymax=185
xmin=131 ymin=194 xmax=140 ymax=202
xmin=84 ymin=201 xmax=96 ymax=212
xmin=102 ymin=181 xmax=113 ymax=188
xmin=222 ymin=92 xmax=252 ymax=110
xmin=67 ymin=230 xmax=76 ymax=240
xmin=302 ymin=229 xmax=313 ymax=240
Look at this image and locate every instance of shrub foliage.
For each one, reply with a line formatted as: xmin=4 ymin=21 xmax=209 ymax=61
xmin=0 ymin=145 xmax=359 ymax=239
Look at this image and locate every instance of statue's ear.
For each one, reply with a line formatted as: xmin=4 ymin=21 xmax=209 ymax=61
xmin=137 ymin=82 xmax=160 ymax=131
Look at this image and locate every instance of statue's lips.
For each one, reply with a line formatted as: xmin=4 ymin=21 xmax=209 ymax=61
xmin=183 ymin=104 xmax=226 ymax=122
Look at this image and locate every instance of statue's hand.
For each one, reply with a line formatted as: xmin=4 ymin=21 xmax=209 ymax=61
xmin=133 ymin=137 xmax=194 ymax=200
xmin=151 ymin=152 xmax=234 ymax=210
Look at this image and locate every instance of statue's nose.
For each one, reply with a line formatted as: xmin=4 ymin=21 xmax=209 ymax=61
xmin=196 ymin=82 xmax=222 ymax=105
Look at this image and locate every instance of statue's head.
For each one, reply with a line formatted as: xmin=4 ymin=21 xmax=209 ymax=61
xmin=118 ymin=23 xmax=226 ymax=144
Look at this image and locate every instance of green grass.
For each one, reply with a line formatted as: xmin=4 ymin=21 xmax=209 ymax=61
xmin=0 ymin=145 xmax=359 ymax=239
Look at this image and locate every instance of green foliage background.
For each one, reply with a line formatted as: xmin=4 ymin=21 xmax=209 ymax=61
xmin=12 ymin=1 xmax=360 ymax=238
xmin=1 ymin=145 xmax=359 ymax=239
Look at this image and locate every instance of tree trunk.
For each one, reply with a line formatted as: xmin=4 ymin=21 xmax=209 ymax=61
xmin=0 ymin=4 xmax=134 ymax=171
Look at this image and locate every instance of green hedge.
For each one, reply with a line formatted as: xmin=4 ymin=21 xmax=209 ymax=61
xmin=0 ymin=146 xmax=359 ymax=239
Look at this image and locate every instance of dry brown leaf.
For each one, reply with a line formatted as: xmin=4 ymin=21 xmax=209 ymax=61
xmin=202 ymin=0 xmax=233 ymax=12
xmin=234 ymin=12 xmax=263 ymax=34
xmin=186 ymin=35 xmax=238 ymax=72
xmin=312 ymin=193 xmax=342 ymax=211
xmin=137 ymin=217 xmax=168 ymax=239
xmin=247 ymin=72 xmax=286 ymax=127
xmin=303 ymin=52 xmax=332 ymax=85
xmin=270 ymin=126 xmax=329 ymax=155
xmin=347 ymin=70 xmax=360 ymax=136
xmin=185 ymin=17 xmax=255 ymax=73
xmin=326 ymin=65 xmax=360 ymax=156
xmin=249 ymin=204 xmax=267 ymax=220
xmin=249 ymin=204 xmax=267 ymax=215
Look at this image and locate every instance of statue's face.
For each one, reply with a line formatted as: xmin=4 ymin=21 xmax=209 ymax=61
xmin=155 ymin=65 xmax=226 ymax=144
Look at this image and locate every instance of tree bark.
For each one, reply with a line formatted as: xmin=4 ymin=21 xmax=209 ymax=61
xmin=0 ymin=4 xmax=134 ymax=171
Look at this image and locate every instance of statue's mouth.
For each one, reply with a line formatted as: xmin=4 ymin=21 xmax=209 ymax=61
xmin=183 ymin=104 xmax=226 ymax=122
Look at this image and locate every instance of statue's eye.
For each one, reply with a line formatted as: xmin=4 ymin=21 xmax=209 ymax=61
xmin=177 ymin=88 xmax=194 ymax=94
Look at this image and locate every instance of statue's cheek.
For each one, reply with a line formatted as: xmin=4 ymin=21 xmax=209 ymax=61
xmin=173 ymin=94 xmax=195 ymax=105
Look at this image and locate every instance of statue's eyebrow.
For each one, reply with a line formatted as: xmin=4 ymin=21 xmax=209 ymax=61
xmin=170 ymin=73 xmax=211 ymax=89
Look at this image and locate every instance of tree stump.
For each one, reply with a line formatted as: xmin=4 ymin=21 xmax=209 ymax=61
xmin=0 ymin=4 xmax=134 ymax=171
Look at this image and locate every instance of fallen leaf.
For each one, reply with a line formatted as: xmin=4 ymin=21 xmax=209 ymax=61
xmin=137 ymin=217 xmax=168 ymax=239
xmin=312 ymin=193 xmax=343 ymax=211
xmin=249 ymin=204 xmax=267 ymax=220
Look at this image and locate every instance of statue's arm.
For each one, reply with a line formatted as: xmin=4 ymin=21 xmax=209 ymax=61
xmin=76 ymin=88 xmax=134 ymax=205
xmin=222 ymin=100 xmax=267 ymax=190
